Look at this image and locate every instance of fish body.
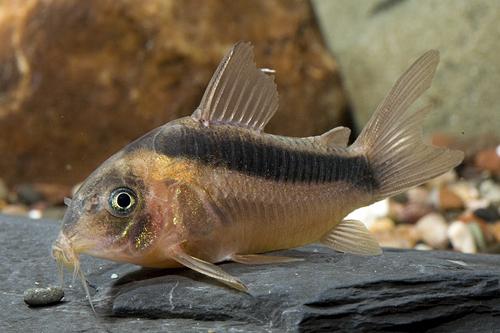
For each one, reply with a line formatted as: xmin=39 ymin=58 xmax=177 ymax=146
xmin=117 ymin=118 xmax=373 ymax=266
xmin=53 ymin=42 xmax=464 ymax=295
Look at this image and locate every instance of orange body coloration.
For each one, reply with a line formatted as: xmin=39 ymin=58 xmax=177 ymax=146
xmin=52 ymin=42 xmax=463 ymax=301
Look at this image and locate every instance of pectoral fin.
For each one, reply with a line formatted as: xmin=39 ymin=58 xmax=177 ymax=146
xmin=320 ymin=219 xmax=382 ymax=255
xmin=231 ymin=254 xmax=303 ymax=265
xmin=169 ymin=246 xmax=248 ymax=292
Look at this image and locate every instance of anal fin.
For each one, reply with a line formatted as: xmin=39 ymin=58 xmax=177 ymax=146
xmin=169 ymin=246 xmax=248 ymax=292
xmin=231 ymin=254 xmax=303 ymax=265
xmin=320 ymin=219 xmax=382 ymax=255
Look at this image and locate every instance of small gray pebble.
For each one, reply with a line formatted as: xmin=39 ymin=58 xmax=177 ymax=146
xmin=24 ymin=287 xmax=64 ymax=306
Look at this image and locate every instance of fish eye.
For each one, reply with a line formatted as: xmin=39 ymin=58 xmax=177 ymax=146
xmin=109 ymin=187 xmax=137 ymax=217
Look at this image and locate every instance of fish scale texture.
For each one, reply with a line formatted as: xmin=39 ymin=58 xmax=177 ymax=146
xmin=2 ymin=214 xmax=500 ymax=333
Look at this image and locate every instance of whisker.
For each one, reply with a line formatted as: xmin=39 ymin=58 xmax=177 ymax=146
xmin=79 ymin=269 xmax=96 ymax=315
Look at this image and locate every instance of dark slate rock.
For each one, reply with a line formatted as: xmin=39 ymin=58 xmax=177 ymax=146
xmin=1 ymin=213 xmax=500 ymax=332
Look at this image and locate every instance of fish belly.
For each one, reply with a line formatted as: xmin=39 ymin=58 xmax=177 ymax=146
xmin=200 ymin=170 xmax=371 ymax=258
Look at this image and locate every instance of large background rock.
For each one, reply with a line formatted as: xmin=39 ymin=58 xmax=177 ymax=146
xmin=0 ymin=0 xmax=346 ymax=187
xmin=2 ymin=214 xmax=500 ymax=332
xmin=312 ymin=0 xmax=500 ymax=142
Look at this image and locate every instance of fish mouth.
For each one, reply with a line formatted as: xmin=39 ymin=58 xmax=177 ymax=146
xmin=52 ymin=232 xmax=79 ymax=269
xmin=51 ymin=231 xmax=83 ymax=289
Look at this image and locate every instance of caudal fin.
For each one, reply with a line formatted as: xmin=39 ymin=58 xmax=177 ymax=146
xmin=351 ymin=50 xmax=464 ymax=201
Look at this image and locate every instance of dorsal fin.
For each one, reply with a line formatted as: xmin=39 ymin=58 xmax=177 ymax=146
xmin=318 ymin=126 xmax=351 ymax=147
xmin=192 ymin=42 xmax=279 ymax=132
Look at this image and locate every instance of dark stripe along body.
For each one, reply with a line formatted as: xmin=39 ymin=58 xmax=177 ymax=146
xmin=152 ymin=121 xmax=379 ymax=192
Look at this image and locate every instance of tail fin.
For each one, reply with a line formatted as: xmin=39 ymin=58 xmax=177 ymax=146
xmin=351 ymin=50 xmax=464 ymax=201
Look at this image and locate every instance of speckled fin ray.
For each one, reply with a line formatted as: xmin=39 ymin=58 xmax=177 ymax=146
xmin=192 ymin=42 xmax=279 ymax=131
xmin=320 ymin=220 xmax=382 ymax=256
xmin=351 ymin=50 xmax=464 ymax=200
xmin=317 ymin=126 xmax=351 ymax=147
xmin=169 ymin=246 xmax=248 ymax=292
xmin=231 ymin=254 xmax=303 ymax=265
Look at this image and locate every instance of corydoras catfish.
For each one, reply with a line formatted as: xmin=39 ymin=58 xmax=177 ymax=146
xmin=52 ymin=42 xmax=464 ymax=306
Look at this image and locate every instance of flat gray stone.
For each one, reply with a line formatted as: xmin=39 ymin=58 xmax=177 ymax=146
xmin=312 ymin=0 xmax=500 ymax=141
xmin=1 ymin=214 xmax=500 ymax=332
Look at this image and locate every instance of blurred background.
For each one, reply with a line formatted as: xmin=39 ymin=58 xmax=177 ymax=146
xmin=0 ymin=0 xmax=498 ymax=254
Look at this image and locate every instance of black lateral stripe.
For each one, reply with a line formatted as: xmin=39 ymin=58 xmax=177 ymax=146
xmin=154 ymin=125 xmax=379 ymax=191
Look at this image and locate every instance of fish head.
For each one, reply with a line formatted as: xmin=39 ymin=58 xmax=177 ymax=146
xmin=52 ymin=147 xmax=180 ymax=269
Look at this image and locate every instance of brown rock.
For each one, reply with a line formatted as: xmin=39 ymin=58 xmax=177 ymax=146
xmin=475 ymin=148 xmax=500 ymax=175
xmin=436 ymin=186 xmax=464 ymax=211
xmin=0 ymin=0 xmax=346 ymax=186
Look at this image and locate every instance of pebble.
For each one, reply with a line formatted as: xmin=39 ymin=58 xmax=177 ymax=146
xmin=345 ymin=199 xmax=389 ymax=229
xmin=370 ymin=218 xmax=419 ymax=249
xmin=491 ymin=222 xmax=500 ymax=243
xmin=24 ymin=286 xmax=64 ymax=306
xmin=430 ymin=186 xmax=464 ymax=211
xmin=473 ymin=206 xmax=500 ymax=222
xmin=390 ymin=201 xmax=432 ymax=224
xmin=414 ymin=243 xmax=432 ymax=251
xmin=407 ymin=187 xmax=430 ymax=205
xmin=479 ymin=180 xmax=500 ymax=204
xmin=369 ymin=217 xmax=395 ymax=233
xmin=466 ymin=199 xmax=491 ymax=211
xmin=449 ymin=181 xmax=479 ymax=203
xmin=474 ymin=148 xmax=500 ymax=175
xmin=415 ymin=213 xmax=449 ymax=249
xmin=468 ymin=222 xmax=487 ymax=251
xmin=394 ymin=224 xmax=420 ymax=248
xmin=448 ymin=221 xmax=477 ymax=254
xmin=426 ymin=169 xmax=457 ymax=188
xmin=439 ymin=186 xmax=465 ymax=210
xmin=28 ymin=209 xmax=43 ymax=219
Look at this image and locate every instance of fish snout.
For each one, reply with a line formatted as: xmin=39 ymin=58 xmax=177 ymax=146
xmin=52 ymin=232 xmax=79 ymax=269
